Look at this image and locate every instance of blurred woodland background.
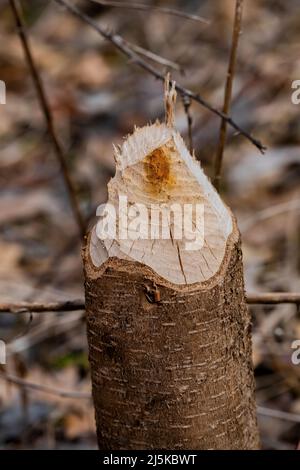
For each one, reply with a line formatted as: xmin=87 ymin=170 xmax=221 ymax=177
xmin=0 ymin=0 xmax=300 ymax=450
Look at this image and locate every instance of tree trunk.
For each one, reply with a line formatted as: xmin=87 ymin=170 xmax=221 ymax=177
xmin=83 ymin=84 xmax=259 ymax=449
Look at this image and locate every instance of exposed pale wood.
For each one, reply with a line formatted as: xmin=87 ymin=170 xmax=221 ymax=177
xmin=90 ymin=121 xmax=233 ymax=284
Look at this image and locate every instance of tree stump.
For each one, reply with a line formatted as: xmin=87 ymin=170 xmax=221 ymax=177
xmin=83 ymin=83 xmax=259 ymax=450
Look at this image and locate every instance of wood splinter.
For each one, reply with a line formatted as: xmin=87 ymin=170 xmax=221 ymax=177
xmin=83 ymin=80 xmax=259 ymax=449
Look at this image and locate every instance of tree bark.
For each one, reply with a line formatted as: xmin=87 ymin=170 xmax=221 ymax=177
xmin=83 ymin=219 xmax=259 ymax=449
xmin=83 ymin=84 xmax=259 ymax=449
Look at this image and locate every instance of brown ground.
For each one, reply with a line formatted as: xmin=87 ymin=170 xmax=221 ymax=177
xmin=0 ymin=0 xmax=300 ymax=449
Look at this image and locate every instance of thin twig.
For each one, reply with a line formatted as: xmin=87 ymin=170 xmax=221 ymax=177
xmin=3 ymin=375 xmax=300 ymax=415
xmin=247 ymin=292 xmax=300 ymax=304
xmin=125 ymin=40 xmax=183 ymax=73
xmin=6 ymin=313 xmax=83 ymax=356
xmin=240 ymin=199 xmax=300 ymax=232
xmin=0 ymin=299 xmax=85 ymax=313
xmin=181 ymin=93 xmax=193 ymax=153
xmin=0 ymin=372 xmax=91 ymax=399
xmin=87 ymin=0 xmax=210 ymax=24
xmin=9 ymin=0 xmax=86 ymax=238
xmin=53 ymin=0 xmax=266 ymax=154
xmin=1 ymin=292 xmax=300 ymax=314
xmin=213 ymin=0 xmax=244 ymax=190
xmin=257 ymin=406 xmax=300 ymax=424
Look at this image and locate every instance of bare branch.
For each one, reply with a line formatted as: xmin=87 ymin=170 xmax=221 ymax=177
xmin=257 ymin=406 xmax=300 ymax=424
xmin=0 ymin=299 xmax=85 ymax=313
xmin=3 ymin=373 xmax=300 ymax=421
xmin=1 ymin=292 xmax=300 ymax=315
xmin=0 ymin=372 xmax=91 ymax=399
xmin=247 ymin=292 xmax=300 ymax=304
xmin=9 ymin=0 xmax=86 ymax=238
xmin=125 ymin=40 xmax=183 ymax=73
xmin=53 ymin=0 xmax=266 ymax=154
xmin=88 ymin=0 xmax=210 ymax=24
xmin=181 ymin=93 xmax=193 ymax=153
xmin=213 ymin=0 xmax=244 ymax=190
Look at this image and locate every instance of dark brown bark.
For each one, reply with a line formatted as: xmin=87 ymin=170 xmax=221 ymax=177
xmin=83 ymin=222 xmax=259 ymax=449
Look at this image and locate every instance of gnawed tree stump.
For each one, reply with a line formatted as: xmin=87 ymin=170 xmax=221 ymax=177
xmin=83 ymin=83 xmax=259 ymax=450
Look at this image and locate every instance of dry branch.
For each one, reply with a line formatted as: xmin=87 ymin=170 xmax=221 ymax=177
xmin=2 ymin=372 xmax=299 ymax=426
xmin=125 ymin=40 xmax=183 ymax=73
xmin=1 ymin=292 xmax=300 ymax=314
xmin=181 ymin=93 xmax=193 ymax=153
xmin=53 ymin=0 xmax=266 ymax=154
xmin=88 ymin=0 xmax=210 ymax=24
xmin=257 ymin=406 xmax=300 ymax=424
xmin=9 ymin=0 xmax=86 ymax=238
xmin=213 ymin=0 xmax=244 ymax=190
xmin=247 ymin=292 xmax=300 ymax=304
xmin=0 ymin=300 xmax=85 ymax=313
xmin=0 ymin=372 xmax=91 ymax=399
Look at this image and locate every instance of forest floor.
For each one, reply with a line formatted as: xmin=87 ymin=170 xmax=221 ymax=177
xmin=0 ymin=0 xmax=300 ymax=449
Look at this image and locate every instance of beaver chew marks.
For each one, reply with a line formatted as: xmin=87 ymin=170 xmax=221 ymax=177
xmin=84 ymin=118 xmax=259 ymax=449
xmin=89 ymin=123 xmax=235 ymax=284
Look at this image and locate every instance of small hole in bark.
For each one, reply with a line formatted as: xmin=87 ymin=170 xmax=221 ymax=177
xmin=101 ymin=333 xmax=120 ymax=361
xmin=145 ymin=396 xmax=164 ymax=411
